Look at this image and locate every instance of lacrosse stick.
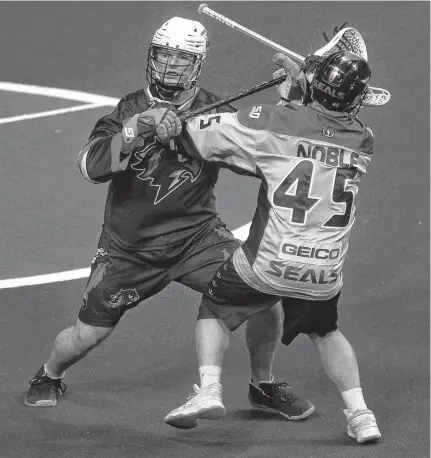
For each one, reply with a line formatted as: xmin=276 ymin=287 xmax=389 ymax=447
xmin=154 ymin=75 xmax=286 ymax=150
xmin=198 ymin=3 xmax=391 ymax=107
xmin=198 ymin=3 xmax=305 ymax=63
xmin=179 ymin=74 xmax=286 ymax=121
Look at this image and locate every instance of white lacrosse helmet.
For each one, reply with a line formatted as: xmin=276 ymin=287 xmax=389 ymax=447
xmin=146 ymin=17 xmax=209 ymax=93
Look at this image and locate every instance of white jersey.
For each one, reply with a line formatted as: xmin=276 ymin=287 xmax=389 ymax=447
xmin=183 ymin=102 xmax=373 ymax=300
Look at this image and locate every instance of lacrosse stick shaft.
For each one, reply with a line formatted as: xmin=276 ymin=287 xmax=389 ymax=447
xmin=179 ymin=74 xmax=286 ymax=121
xmin=199 ymin=4 xmax=305 ymax=63
xmin=198 ymin=3 xmax=390 ymax=107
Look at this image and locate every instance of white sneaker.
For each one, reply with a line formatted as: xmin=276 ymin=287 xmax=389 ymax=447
xmin=343 ymin=408 xmax=382 ymax=443
xmin=164 ymin=383 xmax=226 ymax=429
xmin=314 ymin=27 xmax=368 ymax=61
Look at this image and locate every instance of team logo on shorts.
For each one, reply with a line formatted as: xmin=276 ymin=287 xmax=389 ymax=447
xmin=109 ymin=288 xmax=140 ymax=308
xmin=91 ymin=247 xmax=108 ymax=265
xmin=214 ymin=226 xmax=235 ymax=241
xmin=81 ymin=250 xmax=110 ymax=310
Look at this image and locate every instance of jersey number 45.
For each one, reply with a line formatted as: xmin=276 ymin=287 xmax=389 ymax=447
xmin=273 ymin=159 xmax=358 ymax=228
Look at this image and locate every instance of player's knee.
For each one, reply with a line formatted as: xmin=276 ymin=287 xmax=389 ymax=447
xmin=246 ymin=304 xmax=282 ymax=341
xmin=73 ymin=319 xmax=114 ymax=350
xmin=308 ymin=328 xmax=339 ymax=344
xmin=308 ymin=331 xmax=323 ymax=344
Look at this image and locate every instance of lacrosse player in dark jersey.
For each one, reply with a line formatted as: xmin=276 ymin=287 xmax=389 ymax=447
xmin=25 ymin=17 xmax=313 ymax=422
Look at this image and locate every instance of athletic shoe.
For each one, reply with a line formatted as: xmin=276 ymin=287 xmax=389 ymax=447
xmin=249 ymin=381 xmax=315 ymax=420
xmin=343 ymin=408 xmax=382 ymax=443
xmin=164 ymin=383 xmax=226 ymax=429
xmin=24 ymin=365 xmax=66 ymax=407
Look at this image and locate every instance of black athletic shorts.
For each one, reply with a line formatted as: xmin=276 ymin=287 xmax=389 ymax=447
xmin=199 ymin=256 xmax=340 ymax=345
xmin=78 ymin=225 xmax=240 ymax=327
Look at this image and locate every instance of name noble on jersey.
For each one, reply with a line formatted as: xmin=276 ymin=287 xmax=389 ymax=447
xmin=297 ymin=143 xmax=360 ymax=168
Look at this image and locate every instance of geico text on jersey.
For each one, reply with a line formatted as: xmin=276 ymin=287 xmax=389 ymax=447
xmin=281 ymin=243 xmax=341 ymax=261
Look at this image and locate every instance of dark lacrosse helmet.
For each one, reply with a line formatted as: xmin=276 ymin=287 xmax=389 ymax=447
xmin=310 ymin=50 xmax=371 ymax=114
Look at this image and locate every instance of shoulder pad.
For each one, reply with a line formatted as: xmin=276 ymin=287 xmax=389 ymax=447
xmin=236 ymin=104 xmax=298 ymax=134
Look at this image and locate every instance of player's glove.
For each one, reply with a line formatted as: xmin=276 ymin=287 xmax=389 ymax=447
xmin=273 ymin=66 xmax=293 ymax=101
xmin=272 ymin=52 xmax=307 ymax=102
xmin=120 ymin=102 xmax=181 ymax=154
xmin=154 ymin=108 xmax=182 ymax=144
xmin=273 ymin=52 xmax=302 ymax=80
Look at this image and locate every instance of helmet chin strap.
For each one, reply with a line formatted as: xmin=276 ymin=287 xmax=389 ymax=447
xmin=155 ymin=82 xmax=183 ymax=98
xmin=153 ymin=82 xmax=197 ymax=106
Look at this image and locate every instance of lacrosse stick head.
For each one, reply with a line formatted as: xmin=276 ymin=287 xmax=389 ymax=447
xmin=146 ymin=17 xmax=209 ymax=95
xmin=363 ymin=86 xmax=391 ymax=106
xmin=314 ymin=27 xmax=368 ymax=61
xmin=310 ymin=50 xmax=371 ymax=115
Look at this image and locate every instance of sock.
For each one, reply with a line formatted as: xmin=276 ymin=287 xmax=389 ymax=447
xmin=199 ymin=365 xmax=221 ymax=387
xmin=44 ymin=364 xmax=64 ymax=380
xmin=251 ymin=375 xmax=274 ymax=387
xmin=341 ymin=387 xmax=367 ymax=412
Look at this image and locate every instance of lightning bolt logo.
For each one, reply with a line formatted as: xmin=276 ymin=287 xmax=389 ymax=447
xmin=130 ymin=141 xmax=203 ymax=205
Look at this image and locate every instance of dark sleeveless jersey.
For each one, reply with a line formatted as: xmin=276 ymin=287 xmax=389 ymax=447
xmin=78 ymin=85 xmax=236 ymax=250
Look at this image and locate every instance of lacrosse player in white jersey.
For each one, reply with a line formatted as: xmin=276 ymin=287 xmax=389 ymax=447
xmin=151 ymin=49 xmax=382 ymax=443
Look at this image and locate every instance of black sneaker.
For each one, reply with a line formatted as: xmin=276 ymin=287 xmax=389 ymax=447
xmin=248 ymin=381 xmax=315 ymax=420
xmin=24 ymin=365 xmax=66 ymax=407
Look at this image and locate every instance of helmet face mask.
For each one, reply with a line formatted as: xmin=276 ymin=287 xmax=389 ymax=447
xmin=147 ymin=45 xmax=204 ymax=92
xmin=310 ymin=51 xmax=371 ymax=115
xmin=146 ymin=17 xmax=208 ymax=94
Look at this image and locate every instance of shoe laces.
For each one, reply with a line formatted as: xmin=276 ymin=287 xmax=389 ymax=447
xmin=29 ymin=375 xmax=67 ymax=394
xmin=358 ymin=416 xmax=377 ymax=427
xmin=186 ymin=383 xmax=221 ymax=401
xmin=186 ymin=384 xmax=201 ymax=401
xmin=271 ymin=382 xmax=299 ymax=404
xmin=353 ymin=411 xmax=377 ymax=426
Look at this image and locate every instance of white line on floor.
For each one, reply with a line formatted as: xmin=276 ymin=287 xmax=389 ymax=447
xmin=0 ymin=224 xmax=251 ymax=289
xmin=0 ymin=81 xmax=119 ymax=105
xmin=0 ymin=103 xmax=106 ymax=125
